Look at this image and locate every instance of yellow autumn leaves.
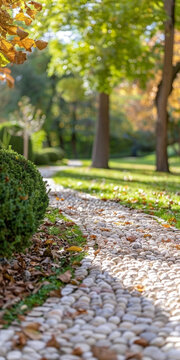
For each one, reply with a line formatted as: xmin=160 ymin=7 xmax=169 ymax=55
xmin=0 ymin=1 xmax=47 ymax=87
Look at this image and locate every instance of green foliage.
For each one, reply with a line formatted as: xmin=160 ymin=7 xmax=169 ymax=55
xmin=0 ymin=123 xmax=33 ymax=161
xmin=44 ymin=0 xmax=165 ymax=93
xmin=0 ymin=149 xmax=49 ymax=257
xmin=44 ymin=147 xmax=65 ymax=162
xmin=34 ymin=147 xmax=65 ymax=165
xmin=0 ymin=171 xmax=35 ymax=258
xmin=34 ymin=152 xmax=50 ymax=165
xmin=32 ymin=130 xmax=47 ymax=151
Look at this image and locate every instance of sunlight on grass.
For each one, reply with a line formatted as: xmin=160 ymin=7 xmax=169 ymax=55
xmin=54 ymin=155 xmax=180 ymax=228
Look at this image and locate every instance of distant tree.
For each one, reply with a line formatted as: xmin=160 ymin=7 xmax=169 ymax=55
xmin=56 ymin=76 xmax=86 ymax=158
xmin=42 ymin=0 xmax=164 ymax=168
xmin=155 ymin=0 xmax=180 ymax=172
xmin=12 ymin=96 xmax=45 ymax=159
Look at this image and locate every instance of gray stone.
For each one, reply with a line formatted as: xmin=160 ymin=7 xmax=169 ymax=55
xmin=166 ymin=350 xmax=180 ymax=359
xmin=143 ymin=346 xmax=166 ymax=360
xmin=7 ymin=351 xmax=22 ymax=360
xmin=27 ymin=340 xmax=45 ymax=351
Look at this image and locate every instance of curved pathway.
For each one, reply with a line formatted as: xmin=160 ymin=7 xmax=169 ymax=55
xmin=0 ymin=174 xmax=180 ymax=360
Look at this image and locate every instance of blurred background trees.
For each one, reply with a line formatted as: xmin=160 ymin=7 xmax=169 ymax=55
xmin=0 ymin=0 xmax=180 ymax=171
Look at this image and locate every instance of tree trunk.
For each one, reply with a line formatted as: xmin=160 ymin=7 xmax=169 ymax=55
xmin=71 ymin=103 xmax=78 ymax=158
xmin=58 ymin=131 xmax=64 ymax=149
xmin=155 ymin=0 xmax=175 ymax=172
xmin=23 ymin=130 xmax=29 ymax=159
xmin=91 ymin=92 xmax=109 ymax=168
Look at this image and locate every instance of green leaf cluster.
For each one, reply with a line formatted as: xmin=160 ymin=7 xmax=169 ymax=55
xmin=0 ymin=149 xmax=49 ymax=258
xmin=41 ymin=0 xmax=166 ymax=92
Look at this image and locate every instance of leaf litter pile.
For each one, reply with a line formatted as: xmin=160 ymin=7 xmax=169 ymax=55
xmin=0 ymin=209 xmax=86 ymax=326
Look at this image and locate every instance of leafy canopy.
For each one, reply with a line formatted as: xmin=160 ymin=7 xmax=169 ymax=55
xmin=41 ymin=0 xmax=165 ymax=93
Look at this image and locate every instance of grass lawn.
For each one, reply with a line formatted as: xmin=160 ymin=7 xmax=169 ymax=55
xmin=53 ymin=154 xmax=180 ymax=228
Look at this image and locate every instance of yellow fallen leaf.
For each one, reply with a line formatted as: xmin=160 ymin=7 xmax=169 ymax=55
xmin=66 ymin=246 xmax=83 ymax=252
xmin=134 ymin=284 xmax=145 ymax=292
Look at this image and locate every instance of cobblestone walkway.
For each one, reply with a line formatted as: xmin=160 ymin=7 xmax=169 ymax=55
xmin=0 ymin=178 xmax=180 ymax=360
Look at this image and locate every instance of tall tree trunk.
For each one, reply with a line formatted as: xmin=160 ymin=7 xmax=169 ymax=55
xmin=71 ymin=103 xmax=78 ymax=158
xmin=45 ymin=75 xmax=57 ymax=147
xmin=91 ymin=92 xmax=109 ymax=168
xmin=23 ymin=130 xmax=29 ymax=159
xmin=156 ymin=0 xmax=175 ymax=172
xmin=58 ymin=131 xmax=64 ymax=149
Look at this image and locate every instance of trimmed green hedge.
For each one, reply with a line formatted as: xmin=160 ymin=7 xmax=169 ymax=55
xmin=34 ymin=147 xmax=64 ymax=165
xmin=0 ymin=149 xmax=49 ymax=258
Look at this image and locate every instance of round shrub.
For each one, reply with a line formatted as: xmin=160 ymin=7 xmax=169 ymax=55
xmin=34 ymin=152 xmax=50 ymax=165
xmin=0 ymin=172 xmax=36 ymax=257
xmin=0 ymin=149 xmax=49 ymax=258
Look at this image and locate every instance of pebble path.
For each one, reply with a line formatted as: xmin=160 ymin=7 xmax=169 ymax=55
xmin=0 ymin=175 xmax=180 ymax=360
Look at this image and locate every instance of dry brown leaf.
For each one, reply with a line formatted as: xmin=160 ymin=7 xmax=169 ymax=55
xmin=72 ymin=347 xmax=83 ymax=356
xmin=13 ymin=331 xmax=27 ymax=348
xmin=66 ymin=246 xmax=83 ymax=252
xmin=59 ymin=270 xmax=72 ymax=283
xmin=49 ymin=289 xmax=61 ymax=298
xmin=23 ymin=323 xmax=41 ymax=340
xmin=126 ymin=352 xmax=142 ymax=360
xmin=91 ymin=346 xmax=118 ymax=360
xmin=127 ymin=235 xmax=136 ymax=242
xmin=134 ymin=338 xmax=149 ymax=347
xmin=94 ymin=249 xmax=100 ymax=256
xmin=46 ymin=335 xmax=60 ymax=349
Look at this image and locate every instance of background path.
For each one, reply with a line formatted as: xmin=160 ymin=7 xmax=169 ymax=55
xmin=0 ymin=171 xmax=180 ymax=360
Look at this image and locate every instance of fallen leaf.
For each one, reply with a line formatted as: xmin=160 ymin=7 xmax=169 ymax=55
xmin=94 ymin=249 xmax=100 ymax=256
xmin=100 ymin=228 xmax=111 ymax=232
xmin=59 ymin=270 xmax=72 ymax=283
xmin=134 ymin=284 xmax=145 ymax=292
xmin=13 ymin=331 xmax=27 ymax=348
xmin=72 ymin=347 xmax=83 ymax=356
xmin=127 ymin=235 xmax=136 ymax=242
xmin=46 ymin=335 xmax=60 ymax=349
xmin=143 ymin=234 xmax=151 ymax=238
xmin=134 ymin=338 xmax=149 ymax=347
xmin=92 ymin=346 xmax=118 ymax=360
xmin=162 ymin=224 xmax=171 ymax=228
xmin=66 ymin=246 xmax=83 ymax=252
xmin=23 ymin=323 xmax=41 ymax=340
xmin=90 ymin=235 xmax=97 ymax=239
xmin=49 ymin=289 xmax=61 ymax=297
xmin=126 ymin=352 xmax=142 ymax=360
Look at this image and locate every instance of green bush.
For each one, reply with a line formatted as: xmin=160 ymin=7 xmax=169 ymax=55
xmin=0 ymin=123 xmax=33 ymax=161
xmin=0 ymin=149 xmax=49 ymax=258
xmin=34 ymin=147 xmax=64 ymax=165
xmin=44 ymin=147 xmax=64 ymax=162
xmin=34 ymin=152 xmax=50 ymax=165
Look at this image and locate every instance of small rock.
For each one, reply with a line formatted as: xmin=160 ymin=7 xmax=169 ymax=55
xmin=7 ymin=351 xmax=22 ymax=360
xmin=27 ymin=340 xmax=45 ymax=351
xmin=143 ymin=346 xmax=166 ymax=360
